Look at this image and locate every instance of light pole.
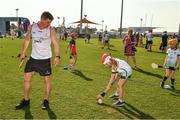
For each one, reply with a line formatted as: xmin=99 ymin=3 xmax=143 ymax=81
xmin=80 ymin=0 xmax=83 ymax=34
xmin=144 ymin=14 xmax=147 ymax=27
xmin=178 ymin=23 xmax=180 ymax=34
xmin=140 ymin=18 xmax=143 ymax=27
xmin=119 ymin=0 xmax=124 ymax=38
xmin=15 ymin=8 xmax=19 ymax=17
xmin=105 ymin=25 xmax=107 ymax=31
xmin=101 ymin=20 xmax=104 ymax=32
xmin=15 ymin=8 xmax=19 ymax=30
xmin=151 ymin=15 xmax=153 ymax=27
xmin=57 ymin=17 xmax=60 ymax=27
xmin=84 ymin=15 xmax=88 ymax=33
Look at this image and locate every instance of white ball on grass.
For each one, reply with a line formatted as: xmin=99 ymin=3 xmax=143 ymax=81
xmin=97 ymin=99 xmax=103 ymax=104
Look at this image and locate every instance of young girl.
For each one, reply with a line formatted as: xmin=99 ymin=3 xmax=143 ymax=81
xmin=161 ymin=39 xmax=180 ymax=89
xmin=66 ymin=33 xmax=77 ymax=70
xmin=96 ymin=53 xmax=132 ymax=106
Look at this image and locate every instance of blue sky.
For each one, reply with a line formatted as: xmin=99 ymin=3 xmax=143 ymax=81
xmin=0 ymin=0 xmax=179 ymax=32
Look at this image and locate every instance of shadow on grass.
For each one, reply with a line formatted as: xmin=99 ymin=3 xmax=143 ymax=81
xmin=108 ymin=48 xmax=118 ymax=51
xmin=109 ymin=45 xmax=115 ymax=47
xmin=23 ymin=105 xmax=33 ymax=119
xmin=101 ymin=102 xmax=155 ymax=119
xmin=133 ymin=68 xmax=163 ymax=79
xmin=71 ymin=70 xmax=93 ymax=81
xmin=167 ymin=89 xmax=180 ymax=96
xmin=85 ymin=42 xmax=94 ymax=44
xmin=170 ymin=93 xmax=180 ymax=97
xmin=46 ymin=107 xmax=57 ymax=119
xmin=149 ymin=51 xmax=166 ymax=54
xmin=102 ymin=47 xmax=117 ymax=51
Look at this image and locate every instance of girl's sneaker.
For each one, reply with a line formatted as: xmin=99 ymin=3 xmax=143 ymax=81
xmin=112 ymin=100 xmax=125 ymax=107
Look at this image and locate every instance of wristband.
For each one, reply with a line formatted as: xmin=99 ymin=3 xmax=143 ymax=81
xmin=100 ymin=92 xmax=106 ymax=97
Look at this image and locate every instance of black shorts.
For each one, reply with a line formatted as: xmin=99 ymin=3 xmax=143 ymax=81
xmin=147 ymin=41 xmax=153 ymax=44
xmin=70 ymin=52 xmax=77 ymax=59
xmin=162 ymin=42 xmax=167 ymax=47
xmin=166 ymin=67 xmax=176 ymax=71
xmin=24 ymin=57 xmax=52 ymax=76
xmin=105 ymin=41 xmax=109 ymax=43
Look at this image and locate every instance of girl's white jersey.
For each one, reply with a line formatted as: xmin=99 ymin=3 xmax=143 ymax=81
xmin=31 ymin=23 xmax=52 ymax=59
xmin=166 ymin=48 xmax=180 ymax=67
xmin=112 ymin=58 xmax=132 ymax=78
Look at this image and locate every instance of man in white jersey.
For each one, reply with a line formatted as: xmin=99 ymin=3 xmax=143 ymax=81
xmin=161 ymin=39 xmax=180 ymax=89
xmin=15 ymin=12 xmax=60 ymax=110
xmin=96 ymin=53 xmax=132 ymax=107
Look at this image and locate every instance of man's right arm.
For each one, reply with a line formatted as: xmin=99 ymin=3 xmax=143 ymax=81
xmin=20 ymin=25 xmax=32 ymax=60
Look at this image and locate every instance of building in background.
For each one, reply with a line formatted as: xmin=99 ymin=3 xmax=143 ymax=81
xmin=0 ymin=17 xmax=30 ymax=37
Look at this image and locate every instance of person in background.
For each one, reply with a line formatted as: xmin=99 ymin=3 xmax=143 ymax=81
xmin=102 ymin=31 xmax=110 ymax=49
xmin=172 ymin=33 xmax=176 ymax=39
xmin=0 ymin=32 xmax=2 ymax=38
xmin=84 ymin=33 xmax=91 ymax=44
xmin=98 ymin=32 xmax=102 ymax=45
xmin=135 ymin=32 xmax=139 ymax=47
xmin=10 ymin=29 xmax=16 ymax=40
xmin=139 ymin=33 xmax=144 ymax=47
xmin=64 ymin=31 xmax=68 ymax=41
xmin=146 ymin=29 xmax=153 ymax=52
xmin=177 ymin=33 xmax=180 ymax=48
xmin=123 ymin=29 xmax=137 ymax=67
xmin=66 ymin=33 xmax=77 ymax=70
xmin=160 ymin=31 xmax=169 ymax=53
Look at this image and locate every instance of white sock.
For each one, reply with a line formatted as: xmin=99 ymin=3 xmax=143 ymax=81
xmin=114 ymin=92 xmax=118 ymax=96
xmin=118 ymin=99 xmax=123 ymax=102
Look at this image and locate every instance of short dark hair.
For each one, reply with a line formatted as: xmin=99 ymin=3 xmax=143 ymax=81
xmin=41 ymin=11 xmax=54 ymax=21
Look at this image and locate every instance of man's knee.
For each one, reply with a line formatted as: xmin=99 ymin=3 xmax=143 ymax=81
xmin=43 ymin=76 xmax=51 ymax=84
xmin=24 ymin=78 xmax=31 ymax=83
xmin=24 ymin=73 xmax=33 ymax=82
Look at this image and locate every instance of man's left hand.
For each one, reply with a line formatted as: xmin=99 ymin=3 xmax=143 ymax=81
xmin=54 ymin=57 xmax=60 ymax=66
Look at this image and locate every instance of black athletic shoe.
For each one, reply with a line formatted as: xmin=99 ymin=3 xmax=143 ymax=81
xmin=42 ymin=99 xmax=49 ymax=110
xmin=161 ymin=82 xmax=165 ymax=88
xmin=171 ymin=85 xmax=175 ymax=90
xmin=15 ymin=99 xmax=30 ymax=110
